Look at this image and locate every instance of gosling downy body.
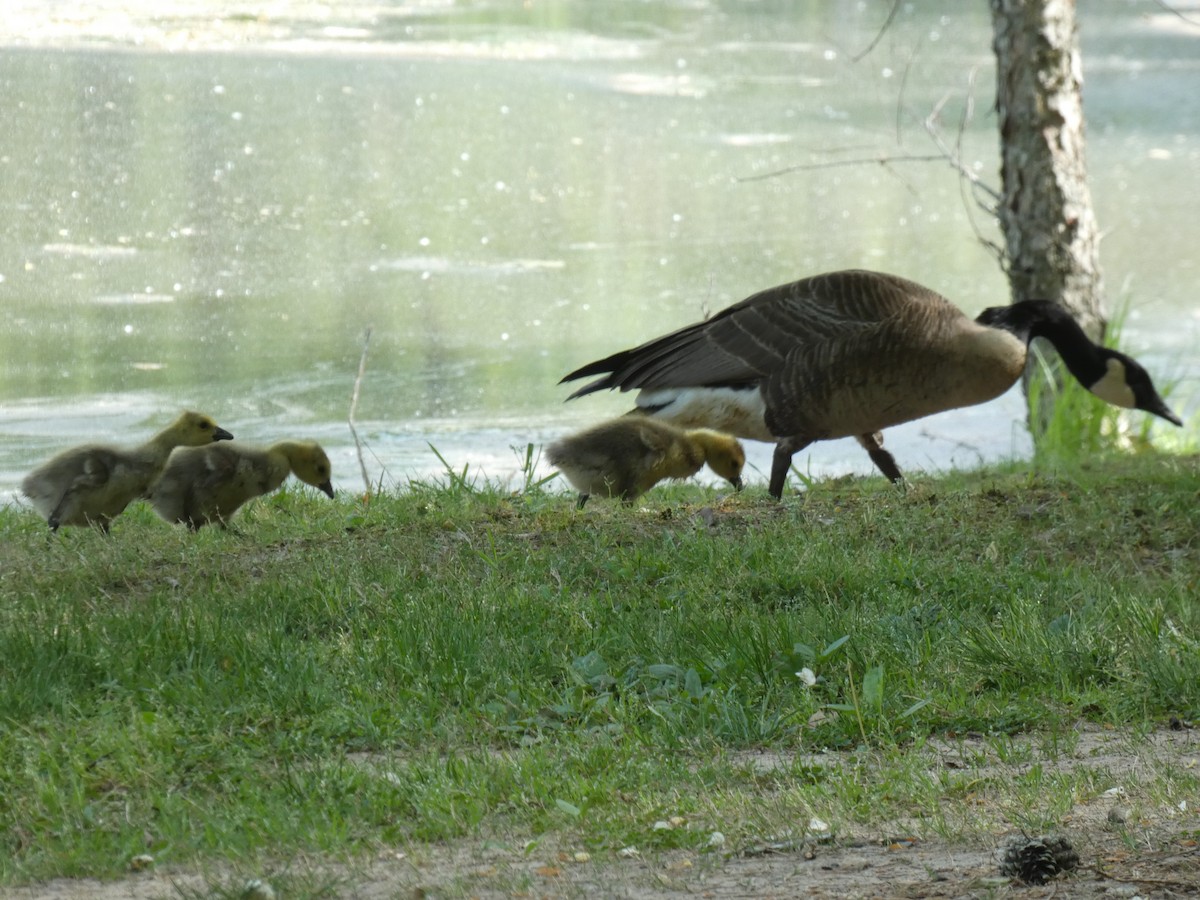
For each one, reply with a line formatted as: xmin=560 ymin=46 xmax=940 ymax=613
xmin=546 ymin=417 xmax=745 ymax=508
xmin=149 ymin=439 xmax=335 ymax=530
xmin=561 ymin=269 xmax=1181 ymax=498
xmin=20 ymin=410 xmax=234 ymax=531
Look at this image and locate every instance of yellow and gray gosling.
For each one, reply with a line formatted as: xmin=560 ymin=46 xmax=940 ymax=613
xmin=20 ymin=410 xmax=234 ymax=531
xmin=546 ymin=417 xmax=745 ymax=508
xmin=148 ymin=439 xmax=334 ymax=530
xmin=561 ymin=269 xmax=1181 ymax=498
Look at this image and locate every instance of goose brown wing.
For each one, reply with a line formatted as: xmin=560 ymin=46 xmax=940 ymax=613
xmin=760 ymin=278 xmax=972 ymax=436
xmin=562 ymin=270 xmax=945 ymax=398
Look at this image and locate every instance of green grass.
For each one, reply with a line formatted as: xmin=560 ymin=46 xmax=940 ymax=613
xmin=1 ymin=452 xmax=1198 ymax=887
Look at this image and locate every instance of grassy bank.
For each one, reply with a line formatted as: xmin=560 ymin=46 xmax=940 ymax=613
xmin=1 ymin=453 xmax=1198 ymax=891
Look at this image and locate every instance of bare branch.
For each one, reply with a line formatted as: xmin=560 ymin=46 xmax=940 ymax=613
xmin=895 ymin=34 xmax=923 ymax=145
xmin=852 ymin=0 xmax=904 ymax=63
xmin=1151 ymin=0 xmax=1200 ymax=29
xmin=922 ymin=69 xmax=1006 ymax=264
xmin=740 ymin=58 xmax=1006 ymax=262
xmin=737 ymin=153 xmax=950 ymax=184
xmin=923 ymin=93 xmax=1001 ymax=204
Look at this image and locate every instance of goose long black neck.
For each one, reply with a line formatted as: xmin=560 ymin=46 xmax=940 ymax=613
xmin=976 ymin=299 xmax=1108 ymax=387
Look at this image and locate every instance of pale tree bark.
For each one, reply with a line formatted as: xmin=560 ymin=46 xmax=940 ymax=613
xmin=990 ymin=0 xmax=1105 ymax=340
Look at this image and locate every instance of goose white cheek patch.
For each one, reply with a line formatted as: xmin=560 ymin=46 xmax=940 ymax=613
xmin=1089 ymin=358 xmax=1137 ymax=409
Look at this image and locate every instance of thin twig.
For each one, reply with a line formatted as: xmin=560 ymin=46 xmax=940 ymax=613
xmin=852 ymin=0 xmax=903 ymax=62
xmin=922 ymin=83 xmax=1002 ymax=205
xmin=741 ymin=53 xmax=1006 ymax=263
xmin=1091 ymin=860 xmax=1199 ymax=890
xmin=1152 ymin=0 xmax=1200 ymax=28
xmin=895 ymin=33 xmax=922 ymax=145
xmin=348 ymin=326 xmax=373 ymax=498
xmin=737 ymin=153 xmax=951 ymax=184
xmin=922 ymin=71 xmax=1006 ymax=263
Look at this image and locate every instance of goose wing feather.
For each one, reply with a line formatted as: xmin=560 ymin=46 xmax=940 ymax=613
xmin=563 ymin=270 xmax=956 ymax=397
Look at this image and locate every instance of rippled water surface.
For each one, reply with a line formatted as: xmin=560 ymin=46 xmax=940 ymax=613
xmin=1 ymin=1 xmax=1196 ymax=503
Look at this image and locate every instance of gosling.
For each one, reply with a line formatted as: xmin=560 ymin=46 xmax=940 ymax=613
xmin=546 ymin=418 xmax=745 ymax=508
xmin=20 ymin=410 xmax=234 ymax=531
xmin=148 ymin=439 xmax=335 ymax=530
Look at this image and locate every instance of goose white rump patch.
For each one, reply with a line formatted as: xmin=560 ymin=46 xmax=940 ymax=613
xmin=636 ymin=387 xmax=774 ymax=442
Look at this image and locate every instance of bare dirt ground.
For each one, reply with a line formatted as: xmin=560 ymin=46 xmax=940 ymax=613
xmin=5 ymin=727 xmax=1199 ymax=899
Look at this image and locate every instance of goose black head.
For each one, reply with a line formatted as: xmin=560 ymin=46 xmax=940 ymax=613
xmin=977 ymin=300 xmax=1182 ymax=427
xmin=1091 ymin=349 xmax=1182 ymax=426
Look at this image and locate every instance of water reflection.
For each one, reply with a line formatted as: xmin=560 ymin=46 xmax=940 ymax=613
xmin=0 ymin=1 xmax=1195 ymax=505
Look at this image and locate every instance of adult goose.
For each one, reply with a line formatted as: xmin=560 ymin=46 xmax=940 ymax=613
xmin=149 ymin=440 xmax=335 ymax=530
xmin=546 ymin=417 xmax=745 ymax=508
xmin=21 ymin=410 xmax=234 ymax=531
xmin=560 ymin=269 xmax=1181 ymax=498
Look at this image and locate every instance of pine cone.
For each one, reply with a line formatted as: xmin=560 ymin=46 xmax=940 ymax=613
xmin=998 ymin=834 xmax=1079 ymax=884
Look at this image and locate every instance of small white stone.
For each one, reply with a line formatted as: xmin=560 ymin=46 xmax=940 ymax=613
xmin=653 ymin=820 xmax=672 ymax=831
xmin=707 ymin=831 xmax=725 ymax=847
xmin=808 ymin=818 xmax=834 ymax=842
xmin=617 ymin=846 xmax=640 ymax=858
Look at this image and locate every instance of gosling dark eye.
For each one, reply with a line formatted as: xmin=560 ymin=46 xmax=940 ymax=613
xmin=199 ymin=421 xmax=211 ymax=430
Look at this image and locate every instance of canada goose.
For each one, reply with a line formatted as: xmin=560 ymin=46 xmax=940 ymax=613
xmin=20 ymin=410 xmax=234 ymax=531
xmin=148 ymin=440 xmax=335 ymax=530
xmin=545 ymin=417 xmax=745 ymax=508
xmin=561 ymin=269 xmax=1181 ymax=498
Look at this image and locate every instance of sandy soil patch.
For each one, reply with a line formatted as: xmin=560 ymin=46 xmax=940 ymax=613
xmin=5 ymin=726 xmax=1198 ymax=899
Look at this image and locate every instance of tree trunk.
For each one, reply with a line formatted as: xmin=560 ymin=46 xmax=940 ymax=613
xmin=990 ymin=0 xmax=1105 ymax=430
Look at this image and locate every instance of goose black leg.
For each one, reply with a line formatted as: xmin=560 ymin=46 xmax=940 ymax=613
xmin=770 ymin=437 xmax=812 ymax=499
xmin=856 ymin=432 xmax=904 ymax=485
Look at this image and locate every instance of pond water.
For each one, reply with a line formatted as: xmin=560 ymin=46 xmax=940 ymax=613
xmin=1 ymin=1 xmax=1196 ymax=504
